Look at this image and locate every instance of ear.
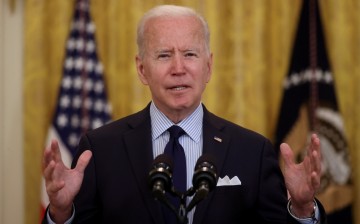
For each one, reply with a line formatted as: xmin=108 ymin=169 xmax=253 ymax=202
xmin=135 ymin=55 xmax=149 ymax=85
xmin=205 ymin=53 xmax=213 ymax=83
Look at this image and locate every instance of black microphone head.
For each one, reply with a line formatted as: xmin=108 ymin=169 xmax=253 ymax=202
xmin=195 ymin=154 xmax=216 ymax=168
xmin=152 ymin=153 xmax=173 ymax=169
xmin=148 ymin=154 xmax=173 ymax=192
xmin=192 ymin=154 xmax=218 ymax=192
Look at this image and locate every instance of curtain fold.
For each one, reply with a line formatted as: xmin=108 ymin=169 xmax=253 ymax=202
xmin=24 ymin=0 xmax=360 ymax=223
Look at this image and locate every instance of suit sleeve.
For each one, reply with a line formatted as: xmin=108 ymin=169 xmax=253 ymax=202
xmin=257 ymin=140 xmax=327 ymax=224
xmin=70 ymin=134 xmax=102 ymax=224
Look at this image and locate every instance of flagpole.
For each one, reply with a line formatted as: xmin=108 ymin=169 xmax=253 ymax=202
xmin=309 ymin=0 xmax=319 ymax=132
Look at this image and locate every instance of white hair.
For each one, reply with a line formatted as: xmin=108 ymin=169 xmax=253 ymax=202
xmin=136 ymin=5 xmax=210 ymax=58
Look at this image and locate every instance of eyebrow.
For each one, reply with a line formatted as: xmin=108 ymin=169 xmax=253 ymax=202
xmin=154 ymin=47 xmax=200 ymax=53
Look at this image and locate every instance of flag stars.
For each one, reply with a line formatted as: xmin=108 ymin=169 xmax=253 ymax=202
xmin=71 ymin=115 xmax=80 ymax=128
xmin=92 ymin=118 xmax=103 ymax=129
xmin=324 ymin=71 xmax=333 ymax=83
xmin=290 ymin=73 xmax=301 ymax=86
xmin=86 ymin=22 xmax=95 ymax=34
xmin=51 ymin=1 xmax=112 ymax=155
xmin=73 ymin=20 xmax=85 ymax=32
xmin=105 ymin=103 xmax=112 ymax=114
xmin=81 ymin=117 xmax=90 ymax=129
xmin=85 ymin=79 xmax=94 ymax=91
xmin=57 ymin=114 xmax=68 ymax=128
xmin=60 ymin=95 xmax=71 ymax=108
xmin=75 ymin=57 xmax=84 ymax=71
xmin=84 ymin=97 xmax=93 ymax=109
xmin=68 ymin=133 xmax=79 ymax=147
xmin=67 ymin=38 xmax=75 ymax=51
xmin=315 ymin=69 xmax=322 ymax=81
xmin=65 ymin=57 xmax=74 ymax=70
xmin=95 ymin=62 xmax=104 ymax=75
xmin=73 ymin=76 xmax=82 ymax=90
xmin=86 ymin=59 xmax=95 ymax=72
xmin=72 ymin=96 xmax=82 ymax=109
xmin=94 ymin=81 xmax=104 ymax=94
xmin=304 ymin=70 xmax=312 ymax=81
xmin=76 ymin=38 xmax=85 ymax=51
xmin=94 ymin=99 xmax=104 ymax=112
xmin=62 ymin=76 xmax=72 ymax=89
xmin=86 ymin=40 xmax=95 ymax=53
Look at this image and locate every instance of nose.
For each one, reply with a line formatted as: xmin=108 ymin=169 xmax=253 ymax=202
xmin=171 ymin=54 xmax=185 ymax=75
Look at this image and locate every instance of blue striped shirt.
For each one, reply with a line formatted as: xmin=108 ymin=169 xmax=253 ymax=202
xmin=150 ymin=101 xmax=203 ymax=224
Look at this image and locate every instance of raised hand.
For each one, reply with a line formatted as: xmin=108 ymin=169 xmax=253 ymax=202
xmin=280 ymin=133 xmax=322 ymax=217
xmin=42 ymin=139 xmax=92 ymax=223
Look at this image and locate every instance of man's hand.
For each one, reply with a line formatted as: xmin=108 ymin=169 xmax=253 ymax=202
xmin=42 ymin=139 xmax=92 ymax=223
xmin=280 ymin=133 xmax=322 ymax=218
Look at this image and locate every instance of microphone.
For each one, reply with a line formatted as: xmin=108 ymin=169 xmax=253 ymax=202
xmin=186 ymin=154 xmax=218 ymax=212
xmin=148 ymin=154 xmax=182 ymax=221
xmin=148 ymin=154 xmax=173 ymax=200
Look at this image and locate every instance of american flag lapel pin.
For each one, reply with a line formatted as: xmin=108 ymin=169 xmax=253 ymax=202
xmin=214 ymin=136 xmax=222 ymax=142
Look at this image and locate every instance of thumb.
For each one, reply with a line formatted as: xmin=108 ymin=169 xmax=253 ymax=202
xmin=280 ymin=143 xmax=295 ymax=167
xmin=75 ymin=150 xmax=92 ymax=173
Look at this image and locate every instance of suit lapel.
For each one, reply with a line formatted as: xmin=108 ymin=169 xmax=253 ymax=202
xmin=193 ymin=107 xmax=231 ymax=224
xmin=122 ymin=105 xmax=165 ymax=224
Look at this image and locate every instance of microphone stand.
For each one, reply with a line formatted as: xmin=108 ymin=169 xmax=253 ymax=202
xmin=150 ymin=154 xmax=217 ymax=224
xmin=171 ymin=186 xmax=200 ymax=224
xmin=168 ymin=187 xmax=190 ymax=224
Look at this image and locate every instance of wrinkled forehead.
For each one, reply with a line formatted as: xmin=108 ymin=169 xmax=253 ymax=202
xmin=143 ymin=16 xmax=206 ymax=48
xmin=145 ymin=15 xmax=203 ymax=34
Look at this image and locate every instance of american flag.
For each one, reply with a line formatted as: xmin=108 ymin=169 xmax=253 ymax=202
xmin=40 ymin=0 xmax=112 ymax=220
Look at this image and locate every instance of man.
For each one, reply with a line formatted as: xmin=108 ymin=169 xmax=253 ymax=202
xmin=42 ymin=5 xmax=326 ymax=224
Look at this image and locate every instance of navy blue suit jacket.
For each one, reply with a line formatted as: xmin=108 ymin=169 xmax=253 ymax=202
xmin=43 ymin=103 xmax=326 ymax=223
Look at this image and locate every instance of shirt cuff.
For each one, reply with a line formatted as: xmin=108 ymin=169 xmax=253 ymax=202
xmin=46 ymin=204 xmax=75 ymax=224
xmin=287 ymin=199 xmax=320 ymax=224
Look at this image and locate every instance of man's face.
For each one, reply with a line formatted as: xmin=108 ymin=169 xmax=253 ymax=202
xmin=136 ymin=15 xmax=213 ymax=122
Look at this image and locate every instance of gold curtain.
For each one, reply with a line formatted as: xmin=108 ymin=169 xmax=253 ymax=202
xmin=24 ymin=0 xmax=360 ymax=223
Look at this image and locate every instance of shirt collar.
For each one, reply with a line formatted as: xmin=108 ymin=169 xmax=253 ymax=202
xmin=150 ymin=101 xmax=203 ymax=143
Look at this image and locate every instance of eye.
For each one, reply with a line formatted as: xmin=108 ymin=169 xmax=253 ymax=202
xmin=159 ymin=54 xmax=169 ymax=58
xmin=184 ymin=51 xmax=198 ymax=58
xmin=157 ymin=52 xmax=171 ymax=60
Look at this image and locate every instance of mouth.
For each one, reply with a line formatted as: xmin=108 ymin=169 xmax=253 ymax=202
xmin=169 ymin=85 xmax=188 ymax=91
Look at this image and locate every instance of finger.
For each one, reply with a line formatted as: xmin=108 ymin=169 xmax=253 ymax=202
xmin=75 ymin=150 xmax=92 ymax=173
xmin=43 ymin=146 xmax=52 ymax=171
xmin=280 ymin=143 xmax=295 ymax=167
xmin=309 ymin=134 xmax=320 ymax=155
xmin=311 ymin=170 xmax=321 ymax=190
xmin=46 ymin=179 xmax=65 ymax=195
xmin=309 ymin=134 xmax=321 ymax=173
xmin=43 ymin=160 xmax=56 ymax=181
xmin=303 ymin=155 xmax=312 ymax=177
xmin=44 ymin=161 xmax=68 ymax=197
xmin=310 ymin=148 xmax=321 ymax=176
xmin=50 ymin=139 xmax=63 ymax=163
xmin=43 ymin=140 xmax=56 ymax=169
xmin=43 ymin=139 xmax=62 ymax=169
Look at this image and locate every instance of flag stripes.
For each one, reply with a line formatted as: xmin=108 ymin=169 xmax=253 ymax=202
xmin=40 ymin=0 xmax=112 ymax=220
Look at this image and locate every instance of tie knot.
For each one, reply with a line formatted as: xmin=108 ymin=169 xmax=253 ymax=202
xmin=168 ymin=125 xmax=185 ymax=139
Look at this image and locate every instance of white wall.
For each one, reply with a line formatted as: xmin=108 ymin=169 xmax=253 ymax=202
xmin=0 ymin=0 xmax=24 ymax=223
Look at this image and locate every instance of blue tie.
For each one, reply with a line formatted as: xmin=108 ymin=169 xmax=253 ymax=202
xmin=163 ymin=125 xmax=187 ymax=223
